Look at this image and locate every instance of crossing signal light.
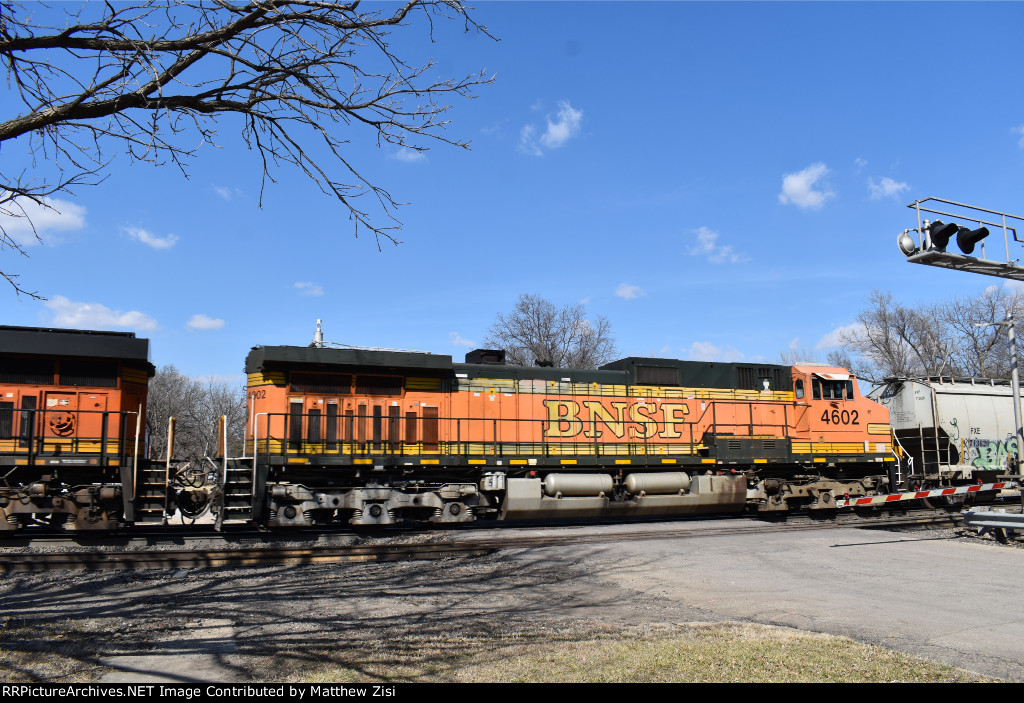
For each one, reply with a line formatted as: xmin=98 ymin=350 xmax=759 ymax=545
xmin=956 ymin=225 xmax=990 ymax=255
xmin=925 ymin=220 xmax=991 ymax=256
xmin=927 ymin=220 xmax=958 ymax=251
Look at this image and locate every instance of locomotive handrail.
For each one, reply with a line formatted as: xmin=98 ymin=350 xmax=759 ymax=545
xmin=1 ymin=407 xmax=145 ymax=463
xmin=244 ymin=404 xmax=812 ymax=461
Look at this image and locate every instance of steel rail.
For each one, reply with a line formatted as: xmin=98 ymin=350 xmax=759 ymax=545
xmin=0 ymin=513 xmax=962 ymax=572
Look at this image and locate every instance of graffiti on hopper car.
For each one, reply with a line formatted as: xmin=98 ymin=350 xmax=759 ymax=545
xmin=971 ymin=437 xmax=1020 ymax=470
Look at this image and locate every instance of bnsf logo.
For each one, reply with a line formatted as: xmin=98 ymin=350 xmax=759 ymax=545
xmin=542 ymin=400 xmax=691 ymax=439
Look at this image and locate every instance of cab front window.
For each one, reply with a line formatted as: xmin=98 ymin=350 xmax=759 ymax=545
xmin=812 ymin=376 xmax=854 ymax=400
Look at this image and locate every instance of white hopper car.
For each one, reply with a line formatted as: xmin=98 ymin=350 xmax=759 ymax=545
xmin=869 ymin=377 xmax=1023 ymax=491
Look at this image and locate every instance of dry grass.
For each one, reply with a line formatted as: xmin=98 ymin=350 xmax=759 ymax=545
xmin=0 ymin=618 xmax=992 ymax=683
xmin=0 ymin=615 xmax=110 ymax=682
xmin=301 ymin=622 xmax=991 ymax=684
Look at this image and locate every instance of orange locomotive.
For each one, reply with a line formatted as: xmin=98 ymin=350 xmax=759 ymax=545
xmin=239 ymin=334 xmax=895 ymax=527
xmin=0 ymin=325 xmax=154 ymax=529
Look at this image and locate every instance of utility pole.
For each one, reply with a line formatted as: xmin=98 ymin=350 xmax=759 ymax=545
xmin=975 ymin=315 xmax=1024 ymax=466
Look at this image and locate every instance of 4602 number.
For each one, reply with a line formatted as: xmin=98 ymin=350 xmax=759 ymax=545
xmin=821 ymin=409 xmax=859 ymax=425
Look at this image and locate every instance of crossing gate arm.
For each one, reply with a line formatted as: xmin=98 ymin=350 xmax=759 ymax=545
xmin=834 ymin=482 xmax=1016 ymax=509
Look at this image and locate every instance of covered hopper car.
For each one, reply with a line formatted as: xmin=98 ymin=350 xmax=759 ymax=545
xmin=869 ymin=376 xmax=1024 ymax=490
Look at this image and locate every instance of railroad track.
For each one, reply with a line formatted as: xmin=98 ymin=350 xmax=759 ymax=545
xmin=0 ymin=512 xmax=962 ymax=572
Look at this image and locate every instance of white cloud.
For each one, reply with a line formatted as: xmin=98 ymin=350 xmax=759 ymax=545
xmin=778 ymin=162 xmax=835 ymax=210
xmin=688 ymin=226 xmax=746 ymax=264
xmin=187 ymin=314 xmax=225 ymax=331
xmin=685 ymin=341 xmax=745 ymax=363
xmin=615 ymin=283 xmax=646 ymax=300
xmin=45 ymin=295 xmax=158 ymax=331
xmin=788 ymin=337 xmax=801 ymax=350
xmin=867 ymin=176 xmax=909 ymax=200
xmin=480 ymin=121 xmax=505 ymax=136
xmin=0 ymin=195 xmax=86 ymax=247
xmin=815 ymin=323 xmax=863 ymax=350
xmin=123 ymin=226 xmax=178 ymax=250
xmin=1014 ymin=125 xmax=1024 ymax=148
xmin=541 ymin=101 xmax=583 ymax=148
xmin=518 ymin=124 xmax=543 ymax=156
xmin=854 ymin=157 xmax=868 ymax=169
xmin=519 ymin=100 xmax=583 ymax=155
xmin=393 ymin=148 xmax=426 ymax=163
xmin=450 ymin=332 xmax=475 ymax=348
xmin=294 ymin=281 xmax=324 ymax=296
xmin=212 ymin=185 xmax=243 ymax=201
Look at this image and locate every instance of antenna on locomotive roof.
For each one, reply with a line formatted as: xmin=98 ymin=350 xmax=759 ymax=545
xmin=309 ymin=319 xmax=431 ymax=354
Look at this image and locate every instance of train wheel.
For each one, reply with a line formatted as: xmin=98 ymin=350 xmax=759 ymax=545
xmin=922 ymin=494 xmax=965 ymax=512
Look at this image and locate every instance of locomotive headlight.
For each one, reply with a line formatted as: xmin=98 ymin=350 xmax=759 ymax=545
xmin=898 ymin=230 xmax=918 ymax=257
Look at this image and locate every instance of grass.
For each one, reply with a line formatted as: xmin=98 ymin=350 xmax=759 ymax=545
xmin=0 ymin=618 xmax=992 ymax=683
xmin=0 ymin=615 xmax=110 ymax=682
xmin=300 ymin=622 xmax=991 ymax=684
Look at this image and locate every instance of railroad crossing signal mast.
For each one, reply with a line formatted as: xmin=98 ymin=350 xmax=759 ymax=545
xmin=898 ymin=197 xmax=1024 ymax=280
xmin=897 ymin=197 xmax=1024 ymax=465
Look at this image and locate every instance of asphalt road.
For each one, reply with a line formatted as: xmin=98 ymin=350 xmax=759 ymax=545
xmin=532 ymin=522 xmax=1024 ymax=681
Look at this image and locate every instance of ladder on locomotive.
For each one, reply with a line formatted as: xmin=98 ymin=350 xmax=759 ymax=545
xmin=217 ymin=458 xmax=257 ymax=527
xmin=132 ymin=461 xmax=174 ymax=525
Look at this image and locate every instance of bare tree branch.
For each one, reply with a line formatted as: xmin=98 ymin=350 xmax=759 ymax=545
xmin=0 ymin=0 xmax=495 ymax=297
xmin=830 ymin=288 xmax=1024 ymax=384
xmin=484 ymin=294 xmax=618 ymax=370
xmin=147 ymin=365 xmax=246 ymax=467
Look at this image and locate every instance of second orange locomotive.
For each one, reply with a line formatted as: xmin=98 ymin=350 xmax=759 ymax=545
xmin=241 ymin=330 xmax=894 ymax=527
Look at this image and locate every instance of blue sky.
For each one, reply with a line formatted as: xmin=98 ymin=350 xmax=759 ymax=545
xmin=4 ymin=1 xmax=1024 ymax=382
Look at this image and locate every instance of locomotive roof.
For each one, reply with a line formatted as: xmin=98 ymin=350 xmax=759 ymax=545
xmin=245 ymin=344 xmax=802 ymax=392
xmin=454 ymin=362 xmax=627 ymax=385
xmin=0 ymin=325 xmax=151 ymax=364
xmin=601 ymin=357 xmax=793 ymax=390
xmin=246 ymin=345 xmax=454 ymax=373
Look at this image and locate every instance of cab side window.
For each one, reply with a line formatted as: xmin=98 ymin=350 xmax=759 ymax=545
xmin=795 ymin=379 xmax=805 ymax=399
xmin=812 ymin=379 xmax=821 ymax=400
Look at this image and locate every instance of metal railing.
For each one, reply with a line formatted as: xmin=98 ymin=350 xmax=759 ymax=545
xmin=241 ymin=399 xmax=837 ymax=461
xmin=0 ymin=407 xmax=142 ymax=467
xmin=904 ymin=197 xmax=1024 ymax=280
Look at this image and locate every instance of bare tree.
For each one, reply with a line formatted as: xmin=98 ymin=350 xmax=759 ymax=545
xmin=147 ymin=365 xmax=246 ymax=469
xmin=483 ymin=294 xmax=617 ymax=369
xmin=940 ymin=286 xmax=1024 ymax=378
xmin=0 ymin=0 xmax=493 ymax=297
xmin=832 ymin=288 xmax=1024 ymax=383
xmin=776 ymin=346 xmax=827 ymax=366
